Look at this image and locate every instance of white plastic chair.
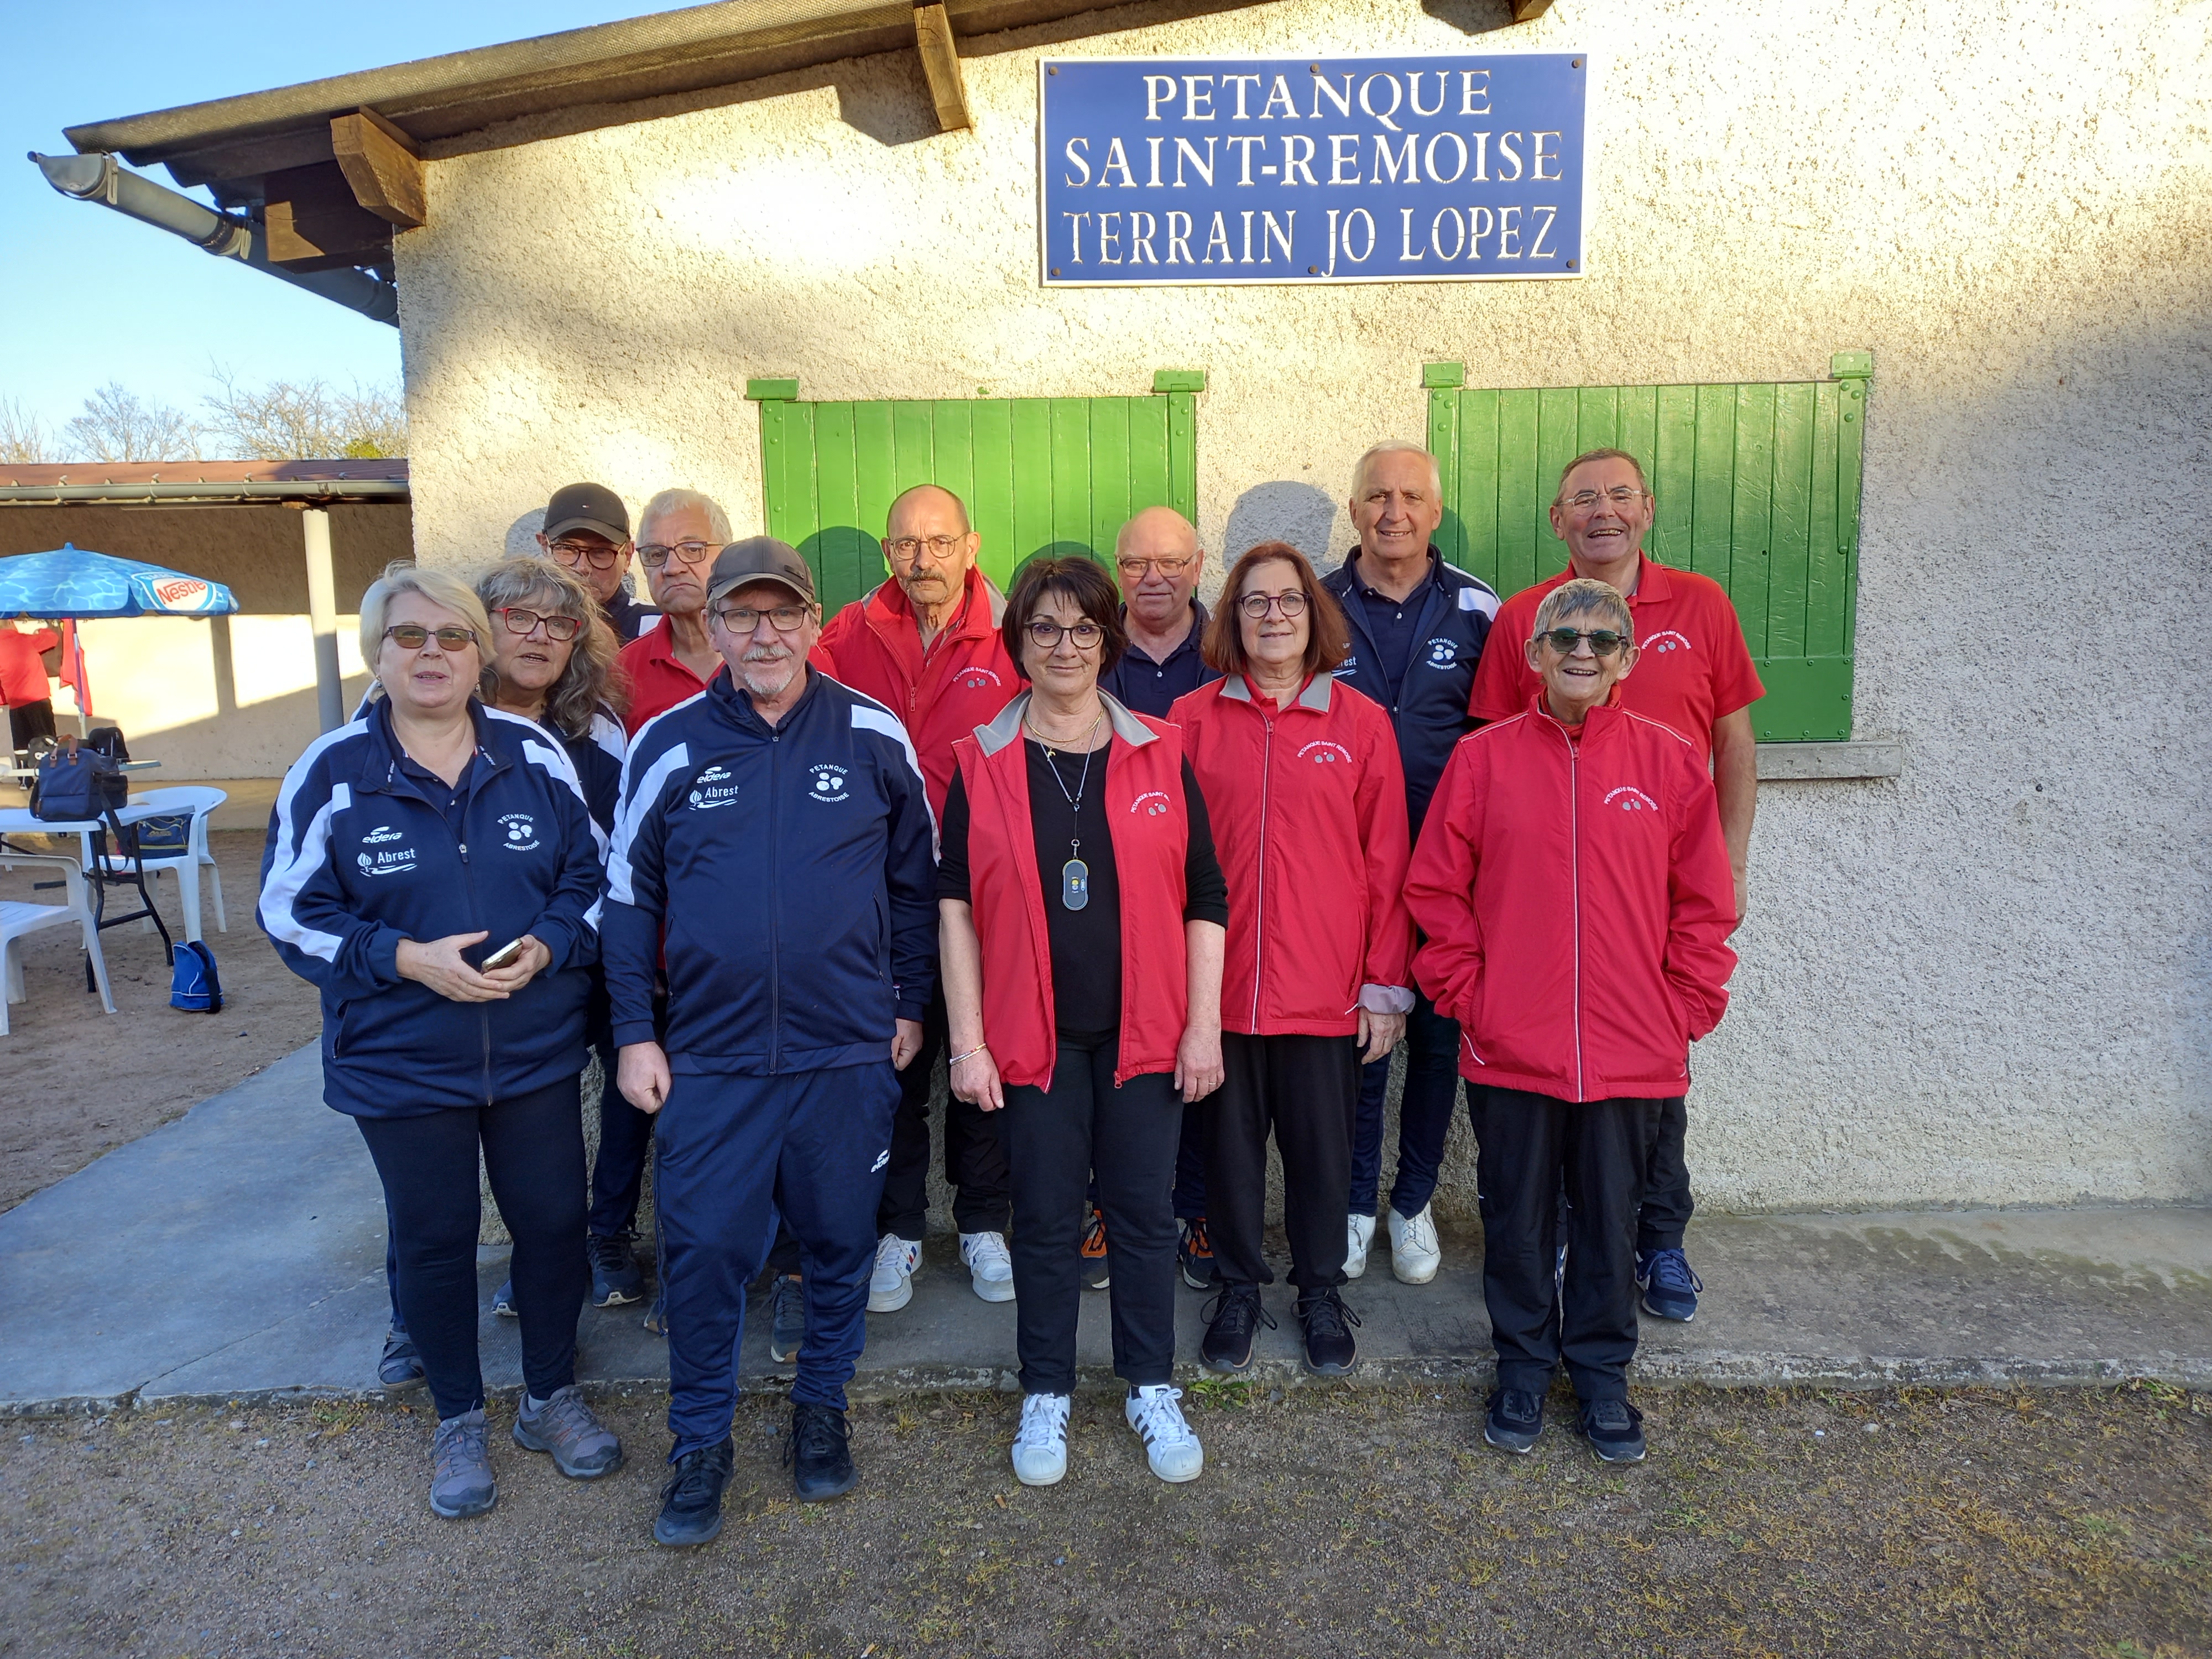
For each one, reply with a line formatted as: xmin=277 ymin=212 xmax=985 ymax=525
xmin=85 ymin=786 xmax=228 ymax=944
xmin=0 ymin=851 xmax=117 ymax=1035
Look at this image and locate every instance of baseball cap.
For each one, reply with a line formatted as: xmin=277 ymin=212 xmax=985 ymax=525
xmin=706 ymin=537 xmax=817 ymax=607
xmin=542 ymin=482 xmax=630 ymax=545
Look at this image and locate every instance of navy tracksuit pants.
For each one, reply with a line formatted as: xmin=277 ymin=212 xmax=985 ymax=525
xmin=1349 ymin=990 xmax=1463 ymax=1220
xmin=655 ymin=1062 xmax=898 ymax=1459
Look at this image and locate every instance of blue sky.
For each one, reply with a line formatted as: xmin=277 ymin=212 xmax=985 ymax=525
xmin=1 ymin=2 xmax=669 ymax=450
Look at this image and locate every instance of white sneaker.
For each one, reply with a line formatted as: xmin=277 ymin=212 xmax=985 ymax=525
xmin=1344 ymin=1212 xmax=1378 ymax=1280
xmin=960 ymin=1230 xmax=1017 ymax=1303
xmin=1011 ymin=1391 xmax=1071 ymax=1486
xmin=1387 ymin=1204 xmax=1442 ymax=1285
xmin=1124 ymin=1384 xmax=1204 ymax=1483
xmin=867 ymin=1234 xmax=921 ymax=1313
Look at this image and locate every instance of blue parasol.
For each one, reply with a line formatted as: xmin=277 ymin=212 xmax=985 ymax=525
xmin=0 ymin=542 xmax=238 ymax=619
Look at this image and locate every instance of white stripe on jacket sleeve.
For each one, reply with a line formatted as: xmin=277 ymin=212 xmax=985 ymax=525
xmin=607 ymin=740 xmax=692 ymax=907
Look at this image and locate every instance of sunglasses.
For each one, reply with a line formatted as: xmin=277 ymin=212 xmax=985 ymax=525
xmin=1539 ymin=628 xmax=1628 ymax=657
xmin=497 ymin=607 xmax=583 ymax=642
xmin=383 ymin=624 xmax=478 ymax=651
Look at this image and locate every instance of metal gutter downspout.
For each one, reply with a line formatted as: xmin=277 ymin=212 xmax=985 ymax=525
xmin=29 ymin=150 xmax=400 ymax=327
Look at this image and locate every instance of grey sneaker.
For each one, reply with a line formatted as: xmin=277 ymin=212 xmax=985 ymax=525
xmin=512 ymin=1384 xmax=624 ymax=1478
xmin=430 ymin=1407 xmax=496 ymax=1519
xmin=769 ymin=1274 xmax=805 ymax=1364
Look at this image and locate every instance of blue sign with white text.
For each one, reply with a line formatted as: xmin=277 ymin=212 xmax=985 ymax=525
xmin=1039 ymin=54 xmax=1587 ymax=285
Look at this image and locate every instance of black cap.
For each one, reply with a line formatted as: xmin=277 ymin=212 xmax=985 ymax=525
xmin=542 ymin=482 xmax=629 ymax=545
xmin=706 ymin=537 xmax=816 ymax=607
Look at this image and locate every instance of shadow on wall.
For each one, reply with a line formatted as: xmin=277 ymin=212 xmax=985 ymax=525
xmin=1225 ymin=481 xmax=1340 ymax=565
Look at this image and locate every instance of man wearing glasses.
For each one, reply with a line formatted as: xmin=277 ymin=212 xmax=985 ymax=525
xmin=813 ymin=482 xmax=1018 ymax=1314
xmin=1322 ymin=440 xmax=1500 ymax=1293
xmin=536 ymin=481 xmax=658 ymax=643
xmin=606 ymin=538 xmax=937 ymax=1537
xmin=1466 ymin=448 xmax=1764 ymax=1325
xmin=616 ymin=489 xmax=733 ymax=734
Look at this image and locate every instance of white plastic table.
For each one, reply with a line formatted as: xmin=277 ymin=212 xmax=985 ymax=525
xmin=0 ymin=802 xmax=175 ymax=968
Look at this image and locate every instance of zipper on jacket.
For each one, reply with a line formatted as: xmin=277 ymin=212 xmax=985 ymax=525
xmin=768 ymin=728 xmax=784 ymax=1073
xmin=457 ymin=832 xmax=495 ymax=1105
xmin=1546 ymin=718 xmax=1587 ymax=1102
xmin=1250 ymin=708 xmax=1275 ymax=1030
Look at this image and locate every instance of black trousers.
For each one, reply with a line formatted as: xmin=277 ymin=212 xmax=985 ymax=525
xmin=1205 ymin=1031 xmax=1360 ymax=1296
xmin=999 ymin=1039 xmax=1182 ymax=1395
xmin=356 ymin=1076 xmax=588 ymax=1422
xmin=1637 ymin=1094 xmax=1694 ymax=1251
xmin=876 ymin=986 xmax=1011 ymax=1239
xmin=7 ymin=698 xmax=55 ymax=753
xmin=1469 ymin=1085 xmax=1664 ymax=1403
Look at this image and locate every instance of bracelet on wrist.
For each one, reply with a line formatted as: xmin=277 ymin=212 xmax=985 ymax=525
xmin=948 ymin=1042 xmax=990 ymax=1066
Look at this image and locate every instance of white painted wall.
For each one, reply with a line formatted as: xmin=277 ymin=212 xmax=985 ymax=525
xmin=394 ymin=0 xmax=2212 ymax=1211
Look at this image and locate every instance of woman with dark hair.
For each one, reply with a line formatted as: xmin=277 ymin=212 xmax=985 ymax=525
xmin=1171 ymin=542 xmax=1415 ymax=1378
xmin=937 ymin=555 xmax=1229 ymax=1488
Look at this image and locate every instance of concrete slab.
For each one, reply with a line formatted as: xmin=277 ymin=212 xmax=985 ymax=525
xmin=4 ymin=1043 xmax=2209 ymax=1415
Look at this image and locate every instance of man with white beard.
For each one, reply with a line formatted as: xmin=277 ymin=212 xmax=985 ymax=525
xmin=604 ymin=538 xmax=938 ymax=1542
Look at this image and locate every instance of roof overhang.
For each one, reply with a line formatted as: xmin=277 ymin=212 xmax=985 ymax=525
xmin=0 ymin=461 xmax=410 ymax=507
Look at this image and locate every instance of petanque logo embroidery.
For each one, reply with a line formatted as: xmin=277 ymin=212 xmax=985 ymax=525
xmin=497 ymin=812 xmax=540 ymax=852
xmin=1298 ymin=740 xmax=1354 ymax=766
xmin=956 ymin=667 xmax=1004 ymax=690
xmin=1129 ymin=789 xmax=1172 ymax=818
xmin=687 ymin=764 xmax=739 ymax=810
xmin=808 ymin=764 xmax=851 ymax=803
xmin=1645 ymin=629 xmax=1692 ymax=655
xmin=1423 ymin=638 xmax=1458 ymax=669
xmin=1604 ymin=786 xmax=1660 ymax=813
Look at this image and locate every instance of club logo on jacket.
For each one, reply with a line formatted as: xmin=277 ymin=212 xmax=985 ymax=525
xmin=1604 ymin=786 xmax=1660 ymax=813
xmin=356 ymin=840 xmax=418 ymax=877
xmin=954 ymin=667 xmax=1004 ymax=690
xmin=1645 ymin=629 xmax=1693 ymax=655
xmin=1423 ymin=638 xmax=1459 ymax=669
xmin=808 ymin=764 xmax=851 ymax=803
xmin=1129 ymin=789 xmax=1172 ymax=818
xmin=1298 ymin=740 xmax=1354 ymax=766
xmin=362 ymin=824 xmax=404 ymax=845
xmin=687 ymin=765 xmax=739 ymax=810
xmin=498 ymin=812 xmax=540 ymax=852
xmin=1339 ymin=654 xmax=1360 ymax=674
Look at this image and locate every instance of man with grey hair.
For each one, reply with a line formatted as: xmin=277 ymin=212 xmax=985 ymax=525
xmin=616 ymin=488 xmax=734 ymax=734
xmin=1322 ymin=440 xmax=1499 ymax=1291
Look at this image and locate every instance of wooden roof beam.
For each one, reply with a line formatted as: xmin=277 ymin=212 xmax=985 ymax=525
xmin=331 ymin=107 xmax=426 ymax=229
xmin=914 ymin=3 xmax=972 ymax=133
xmin=1511 ymin=0 xmax=1554 ymax=19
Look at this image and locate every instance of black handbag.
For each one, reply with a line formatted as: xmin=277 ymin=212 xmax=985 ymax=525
xmin=30 ymin=735 xmax=126 ymax=822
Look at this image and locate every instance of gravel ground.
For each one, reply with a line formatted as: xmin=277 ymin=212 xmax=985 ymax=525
xmin=3 ymin=1382 xmax=2206 ymax=1658
xmin=0 ymin=828 xmax=318 ymax=1212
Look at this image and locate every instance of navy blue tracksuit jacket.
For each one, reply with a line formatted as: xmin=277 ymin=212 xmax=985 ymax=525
xmin=1323 ymin=546 xmax=1501 ymax=837
xmin=258 ymin=697 xmax=604 ymax=1117
xmin=603 ymin=667 xmax=938 ymax=1072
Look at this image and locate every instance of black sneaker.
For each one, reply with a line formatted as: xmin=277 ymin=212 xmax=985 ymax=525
xmin=769 ymin=1273 xmax=805 ymax=1364
xmin=377 ymin=1327 xmax=425 ymax=1391
xmin=588 ymin=1232 xmax=646 ymax=1307
xmin=1578 ymin=1398 xmax=1647 ymax=1463
xmin=655 ymin=1438 xmax=734 ymax=1546
xmin=1295 ymin=1288 xmax=1361 ymax=1376
xmin=1079 ymin=1207 xmax=1112 ymax=1291
xmin=1178 ymin=1216 xmax=1218 ymax=1291
xmin=1199 ymin=1284 xmax=1274 ymax=1374
xmin=786 ymin=1402 xmax=855 ymax=1501
xmin=492 ymin=1278 xmax=517 ymax=1319
xmin=1484 ymin=1387 xmax=1545 ymax=1454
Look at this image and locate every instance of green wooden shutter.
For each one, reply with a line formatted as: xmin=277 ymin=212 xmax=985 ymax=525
xmin=752 ymin=380 xmax=1201 ymax=616
xmin=1426 ymin=353 xmax=1870 ymax=742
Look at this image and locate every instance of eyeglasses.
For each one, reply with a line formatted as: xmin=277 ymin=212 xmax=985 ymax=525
xmin=638 ymin=540 xmax=717 ymax=570
xmin=546 ymin=539 xmax=625 ymax=570
xmin=1237 ymin=591 xmax=1308 ymax=620
xmin=1025 ymin=619 xmax=1104 ymax=651
xmin=884 ymin=534 xmax=968 ymax=563
xmin=497 ymin=607 xmax=584 ymax=643
xmin=383 ymin=624 xmax=478 ymax=651
xmin=1561 ymin=487 xmax=1646 ymax=510
xmin=1116 ymin=555 xmax=1195 ymax=580
xmin=716 ymin=603 xmax=813 ymax=634
xmin=1538 ymin=628 xmax=1629 ymax=657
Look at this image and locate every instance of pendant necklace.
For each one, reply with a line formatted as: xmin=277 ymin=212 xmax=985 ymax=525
xmin=1030 ymin=707 xmax=1104 ymax=911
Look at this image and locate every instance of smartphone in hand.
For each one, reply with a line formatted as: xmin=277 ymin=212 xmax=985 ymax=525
xmin=481 ymin=937 xmax=526 ymax=971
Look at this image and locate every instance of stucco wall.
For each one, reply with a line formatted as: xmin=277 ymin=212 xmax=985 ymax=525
xmin=393 ymin=0 xmax=2212 ymax=1212
xmin=0 ymin=505 xmax=405 ymax=778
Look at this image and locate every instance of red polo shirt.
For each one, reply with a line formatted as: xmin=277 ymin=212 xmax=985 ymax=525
xmin=1467 ymin=556 xmax=1764 ymax=761
xmin=0 ymin=628 xmax=59 ymax=706
xmin=615 ymin=617 xmax=720 ymax=734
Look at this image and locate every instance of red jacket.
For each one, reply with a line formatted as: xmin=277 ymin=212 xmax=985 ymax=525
xmin=953 ymin=692 xmax=1191 ymax=1089
xmin=1405 ymin=694 xmax=1738 ymax=1102
xmin=814 ymin=567 xmax=1016 ymax=817
xmin=0 ymin=627 xmax=59 ymax=706
xmin=1171 ymin=671 xmax=1413 ymax=1038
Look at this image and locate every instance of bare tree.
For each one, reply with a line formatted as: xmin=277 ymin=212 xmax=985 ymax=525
xmin=0 ymin=397 xmax=53 ymax=465
xmin=64 ymin=383 xmax=201 ymax=462
xmin=202 ymin=367 xmax=406 ymax=459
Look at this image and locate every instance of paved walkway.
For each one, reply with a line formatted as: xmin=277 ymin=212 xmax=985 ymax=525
xmin=4 ymin=1046 xmax=2209 ymax=1413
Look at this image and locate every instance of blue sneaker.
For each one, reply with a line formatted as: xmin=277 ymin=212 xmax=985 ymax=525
xmin=1636 ymin=1249 xmax=1702 ymax=1322
xmin=492 ymin=1278 xmax=517 ymax=1319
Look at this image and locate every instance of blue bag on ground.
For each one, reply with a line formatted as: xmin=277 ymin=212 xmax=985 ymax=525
xmin=170 ymin=940 xmax=223 ymax=1013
